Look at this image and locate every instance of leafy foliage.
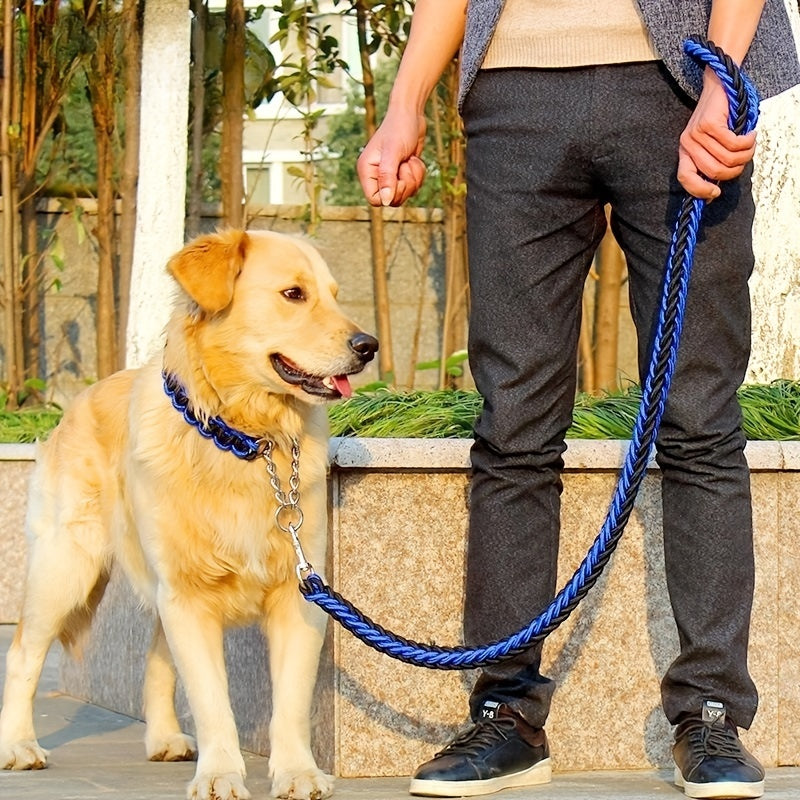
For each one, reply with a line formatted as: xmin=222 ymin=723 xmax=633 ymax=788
xmin=23 ymin=2 xmax=96 ymax=194
xmin=268 ymin=1 xmax=352 ymax=215
xmin=40 ymin=5 xmax=275 ymax=203
xmin=201 ymin=8 xmax=277 ymax=120
xmin=41 ymin=73 xmax=98 ymax=195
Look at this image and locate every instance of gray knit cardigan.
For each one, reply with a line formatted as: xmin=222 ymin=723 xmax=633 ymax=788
xmin=459 ymin=0 xmax=800 ymax=108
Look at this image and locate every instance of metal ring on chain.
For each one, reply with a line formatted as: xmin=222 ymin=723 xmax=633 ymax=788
xmin=275 ymin=506 xmax=304 ymax=533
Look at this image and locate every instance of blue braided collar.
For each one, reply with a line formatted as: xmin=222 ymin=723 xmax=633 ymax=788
xmin=162 ymin=372 xmax=266 ymax=461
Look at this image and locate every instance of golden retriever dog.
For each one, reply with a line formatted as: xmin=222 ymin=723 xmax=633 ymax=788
xmin=0 ymin=230 xmax=377 ymax=800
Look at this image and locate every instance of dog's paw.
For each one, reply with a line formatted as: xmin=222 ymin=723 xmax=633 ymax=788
xmin=187 ymin=771 xmax=251 ymax=800
xmin=270 ymin=767 xmax=334 ymax=800
xmin=0 ymin=740 xmax=49 ymax=770
xmin=147 ymin=732 xmax=198 ymax=762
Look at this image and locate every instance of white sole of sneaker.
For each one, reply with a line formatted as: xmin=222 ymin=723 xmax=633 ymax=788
xmin=674 ymin=766 xmax=765 ymax=798
xmin=408 ymin=757 xmax=552 ymax=797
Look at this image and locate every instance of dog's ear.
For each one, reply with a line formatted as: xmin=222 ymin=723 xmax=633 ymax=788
xmin=168 ymin=230 xmax=250 ymax=313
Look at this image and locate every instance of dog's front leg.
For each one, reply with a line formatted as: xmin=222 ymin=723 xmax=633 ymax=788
xmin=0 ymin=624 xmax=51 ymax=770
xmin=158 ymin=593 xmax=250 ymax=800
xmin=264 ymin=581 xmax=333 ymax=800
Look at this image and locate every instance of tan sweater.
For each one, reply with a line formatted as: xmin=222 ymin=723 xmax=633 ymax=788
xmin=482 ymin=0 xmax=658 ymax=69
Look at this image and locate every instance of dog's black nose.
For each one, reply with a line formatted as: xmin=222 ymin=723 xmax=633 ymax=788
xmin=349 ymin=332 xmax=379 ymax=362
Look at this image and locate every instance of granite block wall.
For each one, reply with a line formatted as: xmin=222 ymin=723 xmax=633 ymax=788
xmin=2 ymin=440 xmax=799 ymax=776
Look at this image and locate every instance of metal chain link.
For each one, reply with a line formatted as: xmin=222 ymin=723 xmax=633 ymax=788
xmin=261 ymin=438 xmax=312 ymax=579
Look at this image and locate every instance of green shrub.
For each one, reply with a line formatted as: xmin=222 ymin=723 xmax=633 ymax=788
xmin=2 ymin=381 xmax=799 ymax=444
xmin=328 ymin=381 xmax=800 ymax=441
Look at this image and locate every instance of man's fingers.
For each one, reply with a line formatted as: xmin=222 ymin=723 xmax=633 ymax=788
xmin=375 ymin=156 xmax=428 ymax=207
xmin=684 ymin=148 xmax=751 ymax=183
xmin=356 ymin=148 xmax=384 ymax=207
xmin=681 ymin=130 xmax=756 ymax=172
xmin=678 ymin=124 xmax=756 ymax=194
xmin=406 ymin=155 xmax=427 ymax=186
xmin=692 ymin=123 xmax=757 ymax=152
xmin=392 ymin=157 xmax=427 ymax=205
xmin=356 ymin=122 xmax=428 ymax=207
xmin=677 ymin=150 xmax=722 ymax=200
xmin=675 ymin=73 xmax=759 ymax=203
xmin=357 ymin=137 xmax=405 ymax=207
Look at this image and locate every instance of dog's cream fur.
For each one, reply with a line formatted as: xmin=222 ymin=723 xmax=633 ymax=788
xmin=0 ymin=230 xmax=377 ymax=800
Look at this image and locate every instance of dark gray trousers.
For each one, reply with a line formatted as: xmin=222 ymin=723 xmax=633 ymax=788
xmin=461 ymin=62 xmax=758 ymax=730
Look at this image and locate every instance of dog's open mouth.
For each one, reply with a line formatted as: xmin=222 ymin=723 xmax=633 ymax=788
xmin=270 ymin=354 xmax=354 ymax=399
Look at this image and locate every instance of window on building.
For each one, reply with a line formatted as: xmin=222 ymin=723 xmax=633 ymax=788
xmin=246 ymin=164 xmax=271 ymax=206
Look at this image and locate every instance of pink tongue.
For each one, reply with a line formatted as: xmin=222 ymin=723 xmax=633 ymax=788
xmin=332 ymin=375 xmax=352 ymax=398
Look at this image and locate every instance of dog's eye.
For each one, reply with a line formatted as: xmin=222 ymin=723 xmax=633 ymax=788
xmin=282 ymin=286 xmax=305 ymax=302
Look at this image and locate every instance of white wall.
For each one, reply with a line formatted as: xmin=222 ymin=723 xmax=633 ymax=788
xmin=747 ymin=2 xmax=800 ymax=381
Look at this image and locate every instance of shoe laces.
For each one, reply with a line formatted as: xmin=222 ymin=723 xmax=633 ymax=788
xmin=687 ymin=723 xmax=745 ymax=761
xmin=436 ymin=717 xmax=517 ymax=758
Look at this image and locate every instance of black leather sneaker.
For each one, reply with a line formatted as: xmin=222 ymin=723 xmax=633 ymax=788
xmin=409 ymin=700 xmax=551 ymax=797
xmin=673 ymin=700 xmax=765 ymax=799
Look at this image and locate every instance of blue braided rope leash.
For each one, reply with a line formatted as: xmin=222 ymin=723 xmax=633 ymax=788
xmin=295 ymin=37 xmax=761 ymax=669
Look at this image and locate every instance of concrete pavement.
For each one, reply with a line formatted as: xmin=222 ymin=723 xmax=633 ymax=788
xmin=1 ymin=625 xmax=799 ymax=800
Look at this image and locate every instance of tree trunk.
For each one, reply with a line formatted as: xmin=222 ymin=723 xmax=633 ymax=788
xmin=117 ymin=0 xmax=143 ymax=370
xmin=406 ymin=220 xmax=435 ymax=389
xmin=579 ymin=288 xmax=596 ymax=393
xmin=15 ymin=0 xmax=94 ymax=383
xmin=1 ymin=0 xmax=22 ymax=404
xmin=93 ymin=125 xmax=118 ymax=379
xmin=439 ymin=192 xmax=468 ymax=388
xmin=356 ymin=3 xmax=394 ymax=383
xmin=88 ymin=6 xmax=118 ymax=377
xmin=431 ymin=62 xmax=469 ymax=389
xmin=221 ymin=0 xmax=244 ymax=228
xmin=19 ymin=194 xmax=40 ymax=380
xmin=593 ymin=220 xmax=625 ymax=392
xmin=186 ymin=0 xmax=207 ymax=239
xmin=19 ymin=0 xmax=41 ymax=382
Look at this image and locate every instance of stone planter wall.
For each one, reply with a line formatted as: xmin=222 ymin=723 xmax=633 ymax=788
xmin=0 ymin=444 xmax=37 ymax=625
xmin=1 ymin=439 xmax=799 ymax=777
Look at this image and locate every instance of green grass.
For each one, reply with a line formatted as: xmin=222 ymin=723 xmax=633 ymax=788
xmin=328 ymin=388 xmax=483 ymax=439
xmin=2 ymin=381 xmax=800 ymax=444
xmin=329 ymin=380 xmax=800 ymax=441
xmin=0 ymin=406 xmax=64 ymax=444
xmin=737 ymin=380 xmax=800 ymax=440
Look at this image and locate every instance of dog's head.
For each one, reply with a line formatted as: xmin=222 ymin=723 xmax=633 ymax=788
xmin=166 ymin=229 xmax=378 ymax=405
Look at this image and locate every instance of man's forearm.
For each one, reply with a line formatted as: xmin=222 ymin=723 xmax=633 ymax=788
xmin=388 ymin=0 xmax=468 ymax=114
xmin=707 ymin=0 xmax=766 ymax=63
